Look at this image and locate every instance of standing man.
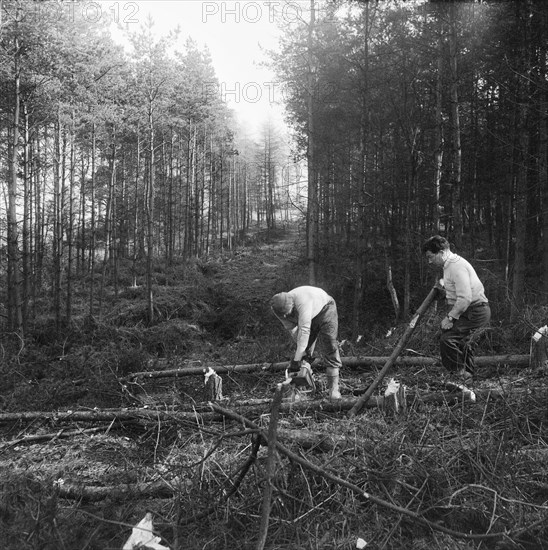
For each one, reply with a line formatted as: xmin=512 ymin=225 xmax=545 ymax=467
xmin=270 ymin=285 xmax=342 ymax=400
xmin=422 ymin=236 xmax=491 ymax=384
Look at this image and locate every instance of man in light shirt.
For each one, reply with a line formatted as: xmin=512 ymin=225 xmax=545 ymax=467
xmin=271 ymin=285 xmax=342 ymax=400
xmin=423 ymin=236 xmax=491 ymax=384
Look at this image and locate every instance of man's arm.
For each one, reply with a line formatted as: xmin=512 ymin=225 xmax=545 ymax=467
xmin=293 ymin=306 xmax=313 ymax=360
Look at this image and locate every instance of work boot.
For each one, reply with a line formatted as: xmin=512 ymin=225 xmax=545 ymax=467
xmin=445 ymin=370 xmax=476 ymax=403
xmin=456 ymin=368 xmax=473 ymax=385
xmin=325 ymin=366 xmax=342 ymax=400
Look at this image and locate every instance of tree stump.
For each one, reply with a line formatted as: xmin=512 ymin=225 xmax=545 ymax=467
xmin=204 ymin=367 xmax=223 ymax=401
xmin=383 ymin=378 xmax=407 ymax=416
xmin=531 ymin=326 xmax=548 ymax=372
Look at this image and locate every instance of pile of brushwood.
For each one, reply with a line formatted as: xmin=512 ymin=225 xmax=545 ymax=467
xmin=0 ymin=227 xmax=547 ymax=550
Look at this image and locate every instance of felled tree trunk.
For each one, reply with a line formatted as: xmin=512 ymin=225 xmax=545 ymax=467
xmin=120 ymin=354 xmax=530 ymax=383
xmin=0 ymin=388 xmax=504 ymax=430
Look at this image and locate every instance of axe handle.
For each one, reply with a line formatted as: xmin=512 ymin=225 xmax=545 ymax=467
xmin=347 ymin=285 xmax=439 ymax=418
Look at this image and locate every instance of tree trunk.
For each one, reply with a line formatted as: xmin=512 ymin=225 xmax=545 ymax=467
xmin=132 ymin=128 xmax=141 ymax=286
xmin=22 ymin=102 xmax=30 ymax=333
xmin=89 ymin=123 xmax=97 ymax=316
xmin=433 ymin=18 xmax=444 ymax=234
xmin=351 ymin=2 xmax=370 ymax=341
xmin=510 ymin=2 xmax=531 ymax=323
xmin=448 ymin=3 xmax=463 ymax=243
xmin=306 ymin=0 xmax=318 ymax=285
xmin=66 ymin=117 xmax=75 ymax=325
xmin=99 ymin=134 xmax=116 ymax=315
xmin=53 ymin=115 xmax=63 ymax=333
xmin=146 ymin=99 xmax=155 ymax=325
xmin=539 ymin=11 xmax=548 ymax=298
xmin=7 ymin=33 xmax=23 ymax=336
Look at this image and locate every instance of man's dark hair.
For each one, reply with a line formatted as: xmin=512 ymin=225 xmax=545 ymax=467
xmin=422 ymin=235 xmax=450 ymax=255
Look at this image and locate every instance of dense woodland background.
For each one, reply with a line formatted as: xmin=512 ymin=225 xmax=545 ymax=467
xmin=1 ymin=0 xmax=548 ymax=343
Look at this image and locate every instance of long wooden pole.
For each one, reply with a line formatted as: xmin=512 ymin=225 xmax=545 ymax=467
xmin=347 ymin=286 xmax=439 ymax=418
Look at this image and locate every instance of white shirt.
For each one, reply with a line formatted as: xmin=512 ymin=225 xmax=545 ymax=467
xmin=273 ymin=285 xmax=333 ymax=360
xmin=443 ymin=253 xmax=488 ymax=319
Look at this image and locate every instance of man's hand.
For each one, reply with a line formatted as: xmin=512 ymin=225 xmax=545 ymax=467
xmin=441 ymin=316 xmax=454 ymax=331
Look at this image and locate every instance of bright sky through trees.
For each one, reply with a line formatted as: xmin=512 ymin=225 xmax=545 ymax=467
xmin=115 ymin=0 xmax=288 ymax=134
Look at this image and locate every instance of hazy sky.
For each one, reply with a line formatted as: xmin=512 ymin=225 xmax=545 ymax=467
xmin=121 ymin=0 xmax=290 ymax=134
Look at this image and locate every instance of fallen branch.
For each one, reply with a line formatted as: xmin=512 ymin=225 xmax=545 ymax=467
xmin=0 ymin=426 xmax=108 ymax=449
xmin=277 ymin=428 xmax=375 ymax=453
xmin=257 ymin=382 xmax=284 ymax=550
xmin=0 ymin=408 xmax=209 ymax=426
xmin=57 ymin=480 xmax=174 ymax=502
xmin=209 ymin=402 xmax=518 ymax=542
xmin=0 ymin=388 xmax=497 ymax=427
xmin=120 ymin=354 xmax=529 ymax=382
xmin=58 ymin=435 xmax=263 ymax=506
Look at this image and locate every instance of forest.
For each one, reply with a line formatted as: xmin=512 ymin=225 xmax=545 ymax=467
xmin=1 ymin=0 xmax=548 ymax=335
xmin=1 ymin=1 xmax=548 ymax=549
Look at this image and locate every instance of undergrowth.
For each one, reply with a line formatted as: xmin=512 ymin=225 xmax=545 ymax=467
xmin=0 ymin=227 xmax=547 ymax=549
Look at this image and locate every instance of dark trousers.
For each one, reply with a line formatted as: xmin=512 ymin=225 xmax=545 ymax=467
xmin=305 ymin=300 xmax=342 ymax=371
xmin=439 ymin=303 xmax=491 ymax=374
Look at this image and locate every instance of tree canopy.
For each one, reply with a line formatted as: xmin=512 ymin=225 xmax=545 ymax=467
xmin=0 ymin=0 xmax=546 ymax=338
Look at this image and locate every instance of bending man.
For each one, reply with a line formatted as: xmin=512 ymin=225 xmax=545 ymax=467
xmin=271 ymin=285 xmax=342 ymax=400
xmin=423 ymin=236 xmax=491 ymax=384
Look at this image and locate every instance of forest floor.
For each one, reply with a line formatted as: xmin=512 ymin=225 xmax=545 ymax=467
xmin=0 ymin=223 xmax=547 ymax=550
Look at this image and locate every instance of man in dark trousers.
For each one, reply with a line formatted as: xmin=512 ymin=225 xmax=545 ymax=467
xmin=271 ymin=285 xmax=342 ymax=400
xmin=423 ymin=236 xmax=491 ymax=385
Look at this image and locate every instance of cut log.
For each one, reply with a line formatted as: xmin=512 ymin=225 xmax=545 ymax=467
xmin=383 ymin=379 xmax=407 ymax=416
xmin=277 ymin=428 xmax=375 ymax=453
xmin=531 ymin=326 xmax=548 ymax=372
xmin=204 ymin=367 xmax=223 ymax=401
xmin=119 ymin=354 xmax=530 ymax=382
xmin=58 ymin=479 xmax=173 ymax=502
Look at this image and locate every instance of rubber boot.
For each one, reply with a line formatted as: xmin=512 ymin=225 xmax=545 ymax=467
xmin=325 ymin=366 xmax=341 ymax=400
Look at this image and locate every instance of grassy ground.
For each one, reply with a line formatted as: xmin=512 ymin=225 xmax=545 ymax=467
xmin=0 ymin=224 xmax=547 ymax=550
